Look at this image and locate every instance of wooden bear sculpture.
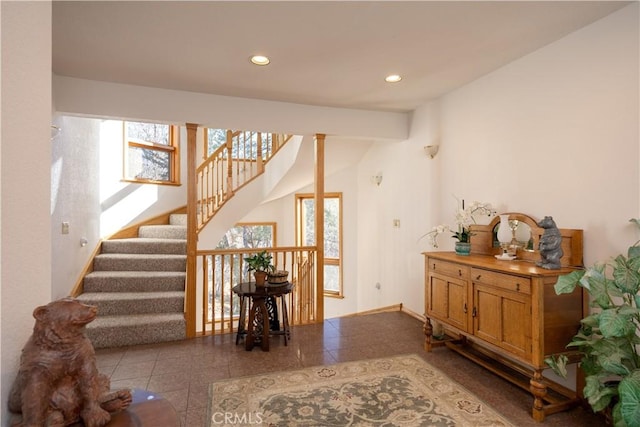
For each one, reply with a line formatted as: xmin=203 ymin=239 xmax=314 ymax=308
xmin=536 ymin=216 xmax=564 ymax=270
xmin=8 ymin=298 xmax=132 ymax=427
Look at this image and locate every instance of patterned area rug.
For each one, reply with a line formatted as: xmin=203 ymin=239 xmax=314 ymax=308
xmin=208 ymin=354 xmax=514 ymax=426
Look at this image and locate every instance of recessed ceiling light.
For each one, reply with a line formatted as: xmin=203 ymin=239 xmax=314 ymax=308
xmin=385 ymin=74 xmax=402 ymax=83
xmin=250 ymin=55 xmax=270 ymax=66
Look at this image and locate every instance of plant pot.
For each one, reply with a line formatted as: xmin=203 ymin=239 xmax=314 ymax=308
xmin=254 ymin=271 xmax=268 ymax=286
xmin=455 ymin=242 xmax=471 ymax=256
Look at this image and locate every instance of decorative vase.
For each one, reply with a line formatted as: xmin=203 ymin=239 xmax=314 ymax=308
xmin=253 ymin=271 xmax=267 ymax=286
xmin=454 ymin=241 xmax=471 ymax=256
xmin=497 ymin=214 xmax=512 ymax=248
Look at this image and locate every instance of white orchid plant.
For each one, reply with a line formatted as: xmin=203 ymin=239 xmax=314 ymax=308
xmin=420 ymin=199 xmax=496 ymax=248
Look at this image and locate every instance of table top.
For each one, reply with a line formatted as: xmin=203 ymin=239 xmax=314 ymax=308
xmin=423 ymin=251 xmax=579 ymax=276
xmin=232 ymin=281 xmax=293 ymax=296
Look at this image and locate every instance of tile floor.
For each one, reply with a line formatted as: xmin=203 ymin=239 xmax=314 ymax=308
xmin=96 ymin=311 xmax=606 ymax=427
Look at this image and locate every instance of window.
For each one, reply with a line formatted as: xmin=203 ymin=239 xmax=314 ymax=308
xmin=216 ymin=223 xmax=276 ymax=249
xmin=123 ymin=121 xmax=179 ymax=185
xmin=204 ymin=128 xmax=227 ymax=158
xmin=295 ymin=193 xmax=343 ymax=297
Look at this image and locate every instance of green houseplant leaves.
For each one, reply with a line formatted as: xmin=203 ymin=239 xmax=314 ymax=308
xmin=546 ymin=219 xmax=640 ymax=427
xmin=243 ymin=250 xmax=275 ymax=273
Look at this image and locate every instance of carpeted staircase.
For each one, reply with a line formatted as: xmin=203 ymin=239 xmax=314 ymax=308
xmin=78 ymin=214 xmax=187 ymax=349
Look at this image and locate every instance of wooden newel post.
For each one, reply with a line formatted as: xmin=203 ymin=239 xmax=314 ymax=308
xmin=185 ymin=123 xmax=199 ymax=338
xmin=314 ymin=133 xmax=325 ymax=322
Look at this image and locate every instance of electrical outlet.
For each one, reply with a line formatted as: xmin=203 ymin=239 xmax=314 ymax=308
xmin=61 ymin=222 xmax=70 ymax=234
xmin=375 ymin=282 xmax=381 ymax=290
xmin=393 ymin=219 xmax=400 ymax=228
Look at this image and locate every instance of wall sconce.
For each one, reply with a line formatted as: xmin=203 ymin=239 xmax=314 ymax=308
xmin=424 ymin=145 xmax=439 ymax=159
xmin=51 ymin=125 xmax=61 ymax=141
xmin=371 ymin=174 xmax=383 ymax=186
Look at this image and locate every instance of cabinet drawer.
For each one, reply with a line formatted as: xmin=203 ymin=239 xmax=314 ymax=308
xmin=428 ymin=258 xmax=469 ymax=280
xmin=471 ymin=268 xmax=531 ymax=295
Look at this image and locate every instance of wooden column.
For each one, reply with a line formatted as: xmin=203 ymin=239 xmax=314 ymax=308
xmin=185 ymin=123 xmax=198 ymax=338
xmin=257 ymin=132 xmax=264 ymax=173
xmin=226 ymin=130 xmax=234 ymax=196
xmin=314 ymin=133 xmax=325 ymax=322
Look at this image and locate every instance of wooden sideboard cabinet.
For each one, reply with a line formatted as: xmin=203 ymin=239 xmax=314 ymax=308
xmin=423 ymin=213 xmax=585 ymax=422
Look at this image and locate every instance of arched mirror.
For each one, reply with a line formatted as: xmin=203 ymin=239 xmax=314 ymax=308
xmin=492 ymin=218 xmax=534 ymax=251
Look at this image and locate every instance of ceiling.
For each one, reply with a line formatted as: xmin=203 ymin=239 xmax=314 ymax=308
xmin=52 ymin=1 xmax=630 ymax=113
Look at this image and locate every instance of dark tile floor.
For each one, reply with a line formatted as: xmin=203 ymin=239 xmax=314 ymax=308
xmin=96 ymin=311 xmax=606 ymax=427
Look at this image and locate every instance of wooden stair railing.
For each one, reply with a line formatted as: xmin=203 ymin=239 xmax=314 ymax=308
xmin=196 ymin=130 xmax=292 ymax=232
xmin=198 ymin=247 xmax=318 ymax=337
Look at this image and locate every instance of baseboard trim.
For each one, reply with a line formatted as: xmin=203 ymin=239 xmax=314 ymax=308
xmin=342 ymin=304 xmax=402 ymax=317
xmin=400 ymin=306 xmax=425 ymax=322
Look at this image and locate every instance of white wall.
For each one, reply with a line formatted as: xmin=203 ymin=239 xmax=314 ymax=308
xmin=356 ymin=136 xmax=434 ymax=316
xmin=53 ymin=75 xmax=409 ymax=141
xmin=356 ymin=3 xmax=639 ymax=317
xmin=51 ymin=116 xmax=100 ymax=298
xmin=1 ymin=2 xmax=52 ymax=425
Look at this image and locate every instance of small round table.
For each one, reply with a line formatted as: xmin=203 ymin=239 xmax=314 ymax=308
xmin=232 ymin=282 xmax=293 ymax=351
xmin=104 ymin=389 xmax=179 ymax=427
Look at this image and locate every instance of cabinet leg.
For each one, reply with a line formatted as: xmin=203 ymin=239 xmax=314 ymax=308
xmin=424 ymin=317 xmax=434 ymax=352
xmin=530 ymin=369 xmax=547 ymax=422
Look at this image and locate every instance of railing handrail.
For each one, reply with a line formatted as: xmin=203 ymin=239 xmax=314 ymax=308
xmin=197 ymin=245 xmax=315 ymax=256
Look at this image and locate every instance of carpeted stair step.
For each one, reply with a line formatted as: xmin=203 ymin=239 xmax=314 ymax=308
xmin=101 ymin=238 xmax=186 ymax=255
xmin=77 ymin=291 xmax=184 ymax=316
xmin=169 ymin=214 xmax=187 ymax=226
xmin=83 ymin=271 xmax=186 ymax=293
xmin=79 ymin=217 xmax=188 ymax=349
xmin=138 ymin=224 xmax=186 ymax=240
xmin=93 ymin=253 xmax=186 ymax=272
xmin=85 ymin=313 xmax=186 ymax=349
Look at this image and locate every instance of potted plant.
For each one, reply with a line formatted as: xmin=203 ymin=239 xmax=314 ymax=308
xmin=545 ymin=219 xmax=640 ymax=426
xmin=244 ymin=250 xmax=274 ymax=286
xmin=419 ymin=198 xmax=496 ymax=255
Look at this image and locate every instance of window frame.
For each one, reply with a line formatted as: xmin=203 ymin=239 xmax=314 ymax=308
xmin=295 ymin=192 xmax=343 ymax=298
xmin=122 ymin=121 xmax=180 ymax=186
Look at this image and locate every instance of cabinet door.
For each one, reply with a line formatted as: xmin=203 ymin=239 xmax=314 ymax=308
xmin=427 ymin=273 xmax=469 ymax=332
xmin=473 ymin=283 xmax=532 ymax=360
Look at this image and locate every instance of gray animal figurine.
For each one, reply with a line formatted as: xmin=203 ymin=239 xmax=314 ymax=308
xmin=536 ymin=216 xmax=563 ymax=270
